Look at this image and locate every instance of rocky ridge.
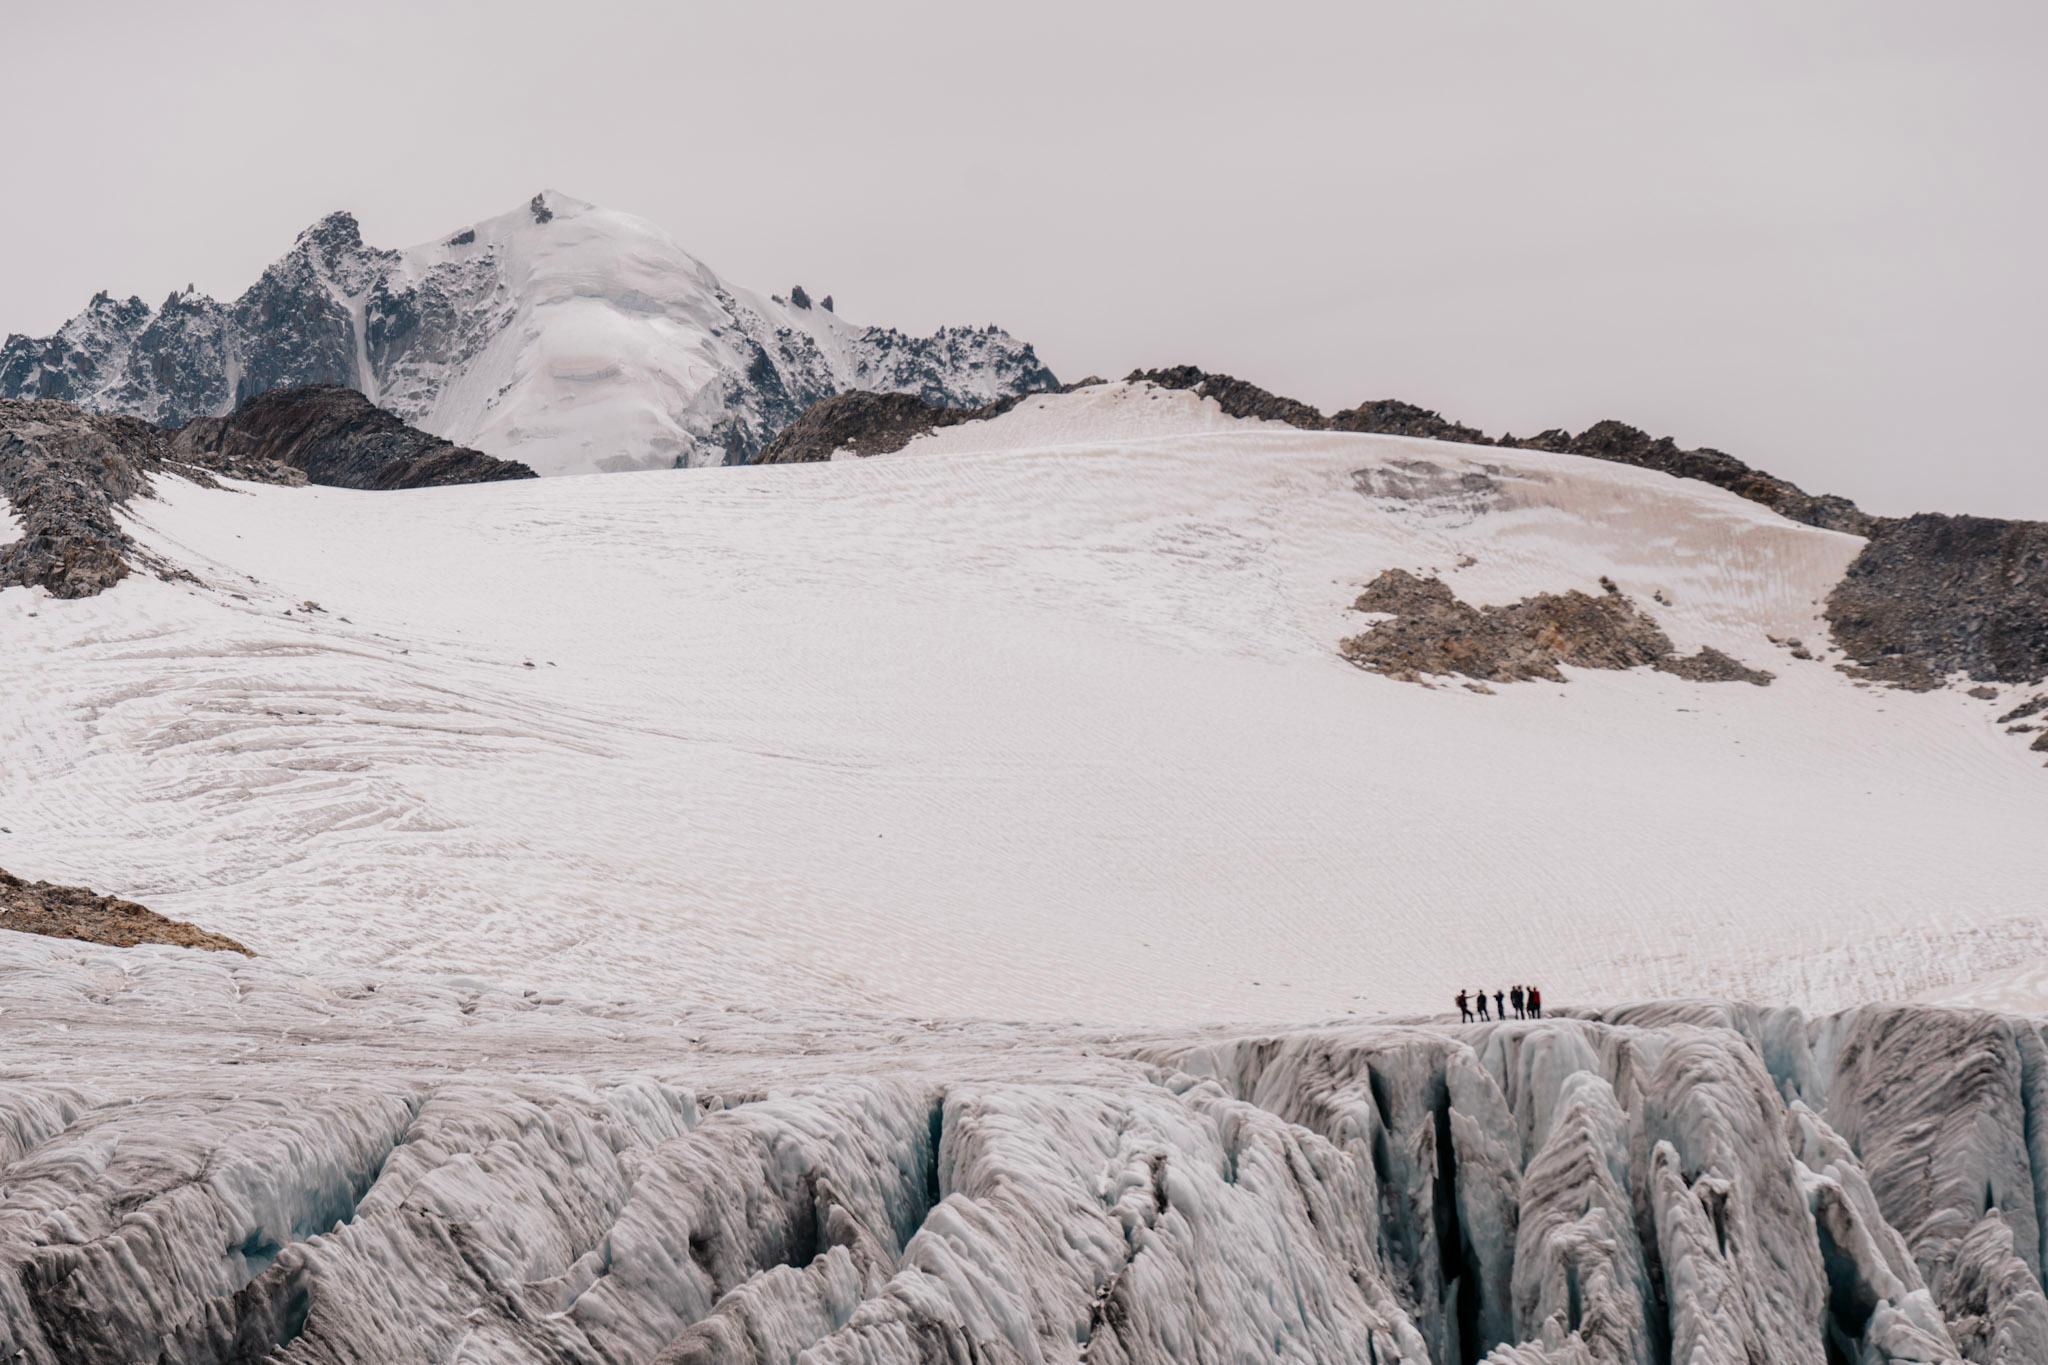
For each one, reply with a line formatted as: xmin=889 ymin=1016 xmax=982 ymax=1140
xmin=171 ymin=385 xmax=536 ymax=490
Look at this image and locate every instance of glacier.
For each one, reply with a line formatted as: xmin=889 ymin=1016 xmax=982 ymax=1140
xmin=6 ymin=930 xmax=2048 ymax=1362
xmin=6 ymin=379 xmax=2048 ymax=1360
xmin=0 ymin=192 xmax=1056 ymax=477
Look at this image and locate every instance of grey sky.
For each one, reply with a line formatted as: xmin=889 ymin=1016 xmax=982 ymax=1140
xmin=5 ymin=1 xmax=2043 ymax=516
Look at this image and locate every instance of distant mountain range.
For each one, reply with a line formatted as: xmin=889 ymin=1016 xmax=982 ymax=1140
xmin=0 ymin=191 xmax=1056 ymax=477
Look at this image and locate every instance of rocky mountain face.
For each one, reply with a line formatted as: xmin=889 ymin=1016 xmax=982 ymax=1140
xmin=0 ymin=192 xmax=1056 ymax=476
xmin=1827 ymin=513 xmax=2048 ymax=689
xmin=1 ymin=388 xmax=534 ymax=597
xmin=172 ymin=385 xmax=535 ymax=491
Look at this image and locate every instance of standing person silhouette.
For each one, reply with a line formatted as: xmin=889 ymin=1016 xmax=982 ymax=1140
xmin=1493 ymin=988 xmax=1505 ymax=1021
xmin=1475 ymin=990 xmax=1491 ymax=1021
xmin=1456 ymin=989 xmax=1473 ymax=1022
xmin=1510 ymin=985 xmax=1525 ymax=1020
xmin=1529 ymin=985 xmax=1543 ymax=1018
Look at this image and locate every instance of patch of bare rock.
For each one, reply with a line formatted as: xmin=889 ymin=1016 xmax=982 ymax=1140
xmin=0 ymin=867 xmax=250 ymax=955
xmin=1825 ymin=512 xmax=2048 ymax=690
xmin=1340 ymin=568 xmax=1773 ymax=687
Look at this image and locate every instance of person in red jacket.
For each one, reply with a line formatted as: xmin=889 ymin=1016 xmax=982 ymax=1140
xmin=1528 ymin=985 xmax=1543 ymax=1018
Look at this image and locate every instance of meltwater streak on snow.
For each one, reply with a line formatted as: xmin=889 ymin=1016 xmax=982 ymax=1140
xmin=4 ymin=384 xmax=2046 ymax=1025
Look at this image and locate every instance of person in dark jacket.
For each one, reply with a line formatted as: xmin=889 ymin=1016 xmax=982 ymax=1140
xmin=1456 ymin=989 xmax=1473 ymax=1022
xmin=1528 ymin=985 xmax=1543 ymax=1018
xmin=1510 ymin=985 xmax=1525 ymax=1019
xmin=1475 ymin=990 xmax=1491 ymax=1021
xmin=1493 ymin=988 xmax=1505 ymax=1020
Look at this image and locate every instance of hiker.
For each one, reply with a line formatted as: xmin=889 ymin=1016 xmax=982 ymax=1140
xmin=1510 ymin=985 xmax=1525 ymax=1020
xmin=1475 ymin=990 xmax=1491 ymax=1021
xmin=1456 ymin=989 xmax=1473 ymax=1023
xmin=1493 ymin=988 xmax=1505 ymax=1020
xmin=1528 ymin=985 xmax=1542 ymax=1018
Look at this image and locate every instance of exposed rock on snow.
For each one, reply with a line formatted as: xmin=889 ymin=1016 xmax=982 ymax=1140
xmin=0 ymin=192 xmax=1056 ymax=476
xmin=1125 ymin=365 xmax=1330 ymax=429
xmin=1340 ymin=568 xmax=1773 ymax=687
xmin=1826 ymin=513 xmax=2048 ymax=689
xmin=0 ymin=399 xmax=174 ymax=596
xmin=0 ymin=867 xmax=248 ymax=954
xmin=172 ymin=385 xmax=536 ymax=490
xmin=1329 ymin=397 xmax=1494 ymax=446
xmin=751 ymin=389 xmax=1026 ymax=464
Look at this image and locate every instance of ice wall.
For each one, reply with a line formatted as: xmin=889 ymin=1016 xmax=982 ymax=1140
xmin=6 ymin=978 xmax=2048 ymax=1362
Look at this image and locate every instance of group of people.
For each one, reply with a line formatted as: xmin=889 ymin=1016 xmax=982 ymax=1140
xmin=1455 ymin=984 xmax=1541 ymax=1022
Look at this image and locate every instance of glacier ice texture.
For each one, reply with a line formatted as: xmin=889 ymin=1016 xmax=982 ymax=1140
xmin=5 ymin=939 xmax=2048 ymax=1363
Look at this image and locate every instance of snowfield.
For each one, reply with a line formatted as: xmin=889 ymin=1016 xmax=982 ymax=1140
xmin=5 ymin=383 xmax=2044 ymax=1025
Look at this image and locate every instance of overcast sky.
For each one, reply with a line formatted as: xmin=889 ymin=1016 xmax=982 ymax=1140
xmin=4 ymin=1 xmax=2043 ymax=515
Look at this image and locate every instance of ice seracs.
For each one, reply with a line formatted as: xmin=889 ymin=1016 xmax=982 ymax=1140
xmin=0 ymin=191 xmax=1056 ymax=476
xmin=9 ymin=919 xmax=2048 ymax=1363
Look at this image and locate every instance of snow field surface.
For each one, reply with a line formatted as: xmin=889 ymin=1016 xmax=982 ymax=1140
xmin=5 ymin=382 xmax=2044 ymax=1024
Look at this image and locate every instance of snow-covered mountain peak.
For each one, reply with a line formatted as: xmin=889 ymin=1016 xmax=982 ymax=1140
xmin=1 ymin=192 xmax=1056 ymax=473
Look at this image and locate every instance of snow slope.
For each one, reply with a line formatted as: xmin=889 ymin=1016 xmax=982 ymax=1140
xmin=5 ymin=382 xmax=2044 ymax=1026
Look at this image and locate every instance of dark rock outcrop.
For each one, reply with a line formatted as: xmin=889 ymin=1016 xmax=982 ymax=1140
xmin=172 ymin=385 xmax=536 ymax=490
xmin=1126 ymin=365 xmax=1328 ymax=430
xmin=1327 ymin=398 xmax=1492 ymax=446
xmin=751 ymin=389 xmax=1039 ymax=465
xmin=1825 ymin=514 xmax=2048 ymax=688
xmin=1 ymin=867 xmax=250 ymax=955
xmin=0 ymin=400 xmax=182 ymax=597
xmin=1341 ymin=568 xmax=1773 ymax=687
